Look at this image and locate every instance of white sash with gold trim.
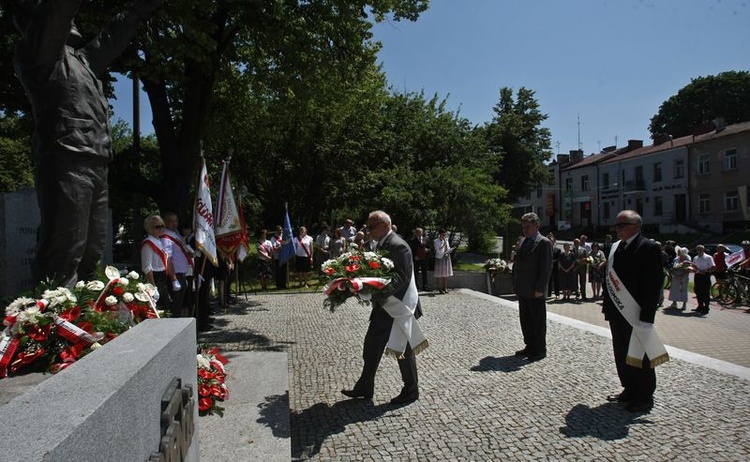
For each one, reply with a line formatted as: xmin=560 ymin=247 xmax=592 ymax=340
xmin=381 ymin=274 xmax=428 ymax=358
xmin=606 ymin=240 xmax=669 ymax=368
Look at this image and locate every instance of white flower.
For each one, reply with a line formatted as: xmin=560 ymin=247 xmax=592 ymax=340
xmin=105 ymin=295 xmax=118 ymax=306
xmin=118 ymin=278 xmax=129 ymax=287
xmin=104 ymin=266 xmax=121 ymax=280
xmin=128 ymin=271 xmax=140 ymax=280
xmin=16 ymin=305 xmax=41 ymax=324
xmin=197 ymin=354 xmax=211 ymax=369
xmin=5 ymin=297 xmax=35 ymax=316
xmin=42 ymin=288 xmax=76 ymax=307
xmin=75 ymin=281 xmax=86 ymax=290
xmin=320 ymin=259 xmax=337 ymax=271
xmin=381 ymin=258 xmax=394 ymax=269
xmin=86 ymin=280 xmax=105 ymax=292
xmin=90 ymin=342 xmax=102 ymax=350
xmin=122 ymin=292 xmax=134 ymax=303
xmin=363 ymin=251 xmax=378 ymax=261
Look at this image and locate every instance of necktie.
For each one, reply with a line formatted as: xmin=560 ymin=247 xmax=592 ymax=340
xmin=619 ymin=242 xmax=627 ymax=253
xmin=522 ymin=238 xmax=533 ymax=252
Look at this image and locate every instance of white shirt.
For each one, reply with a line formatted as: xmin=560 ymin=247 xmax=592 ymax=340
xmin=295 ymin=235 xmax=313 ymax=257
xmin=161 ymin=229 xmax=192 ymax=274
xmin=141 ymin=236 xmax=167 ymax=274
xmin=692 ymin=253 xmax=715 ymax=273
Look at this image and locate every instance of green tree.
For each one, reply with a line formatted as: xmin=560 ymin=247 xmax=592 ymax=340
xmin=482 ymin=87 xmax=553 ymax=202
xmin=0 ymin=114 xmax=33 ymax=192
xmin=649 ymin=71 xmax=750 ymax=140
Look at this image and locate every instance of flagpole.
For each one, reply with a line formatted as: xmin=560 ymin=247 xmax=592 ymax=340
xmin=192 ymin=145 xmax=205 ymax=323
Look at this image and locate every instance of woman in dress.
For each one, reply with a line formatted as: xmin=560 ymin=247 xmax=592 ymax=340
xmin=256 ymin=229 xmax=274 ymax=291
xmin=433 ymin=228 xmax=454 ymax=294
xmin=140 ymin=214 xmax=170 ymax=311
xmin=588 ymin=242 xmax=607 ymax=300
xmin=329 ymin=227 xmax=345 ymax=259
xmin=558 ymin=242 xmax=577 ymax=300
xmin=668 ymin=246 xmax=693 ymax=310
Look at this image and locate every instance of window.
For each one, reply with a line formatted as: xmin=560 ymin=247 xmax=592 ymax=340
xmin=654 ymin=196 xmax=663 ymax=216
xmin=653 ymin=162 xmax=662 ymax=182
xmin=565 ymin=178 xmax=573 ymax=191
xmin=698 ymin=155 xmax=710 ymax=175
xmin=723 ymin=149 xmax=737 ymax=171
xmin=603 ymin=202 xmax=610 ymax=220
xmin=698 ymin=194 xmax=710 ymax=214
xmin=602 ymin=172 xmax=610 ymax=188
xmin=674 ymin=159 xmax=684 ymax=179
xmin=537 ymin=187 xmax=542 ymax=198
xmin=725 ymin=190 xmax=739 ymax=212
xmin=581 ymin=175 xmax=589 ymax=191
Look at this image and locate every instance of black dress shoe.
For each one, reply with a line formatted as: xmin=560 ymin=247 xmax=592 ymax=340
xmin=626 ymin=400 xmax=653 ymax=413
xmin=341 ymin=389 xmax=373 ymax=399
xmin=515 ymin=348 xmax=532 ymax=357
xmin=390 ymin=390 xmax=419 ymax=404
xmin=526 ymin=352 xmax=546 ymax=362
xmin=606 ymin=393 xmax=631 ymax=403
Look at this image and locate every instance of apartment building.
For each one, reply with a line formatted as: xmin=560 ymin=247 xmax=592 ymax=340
xmin=513 ymin=121 xmax=750 ymax=235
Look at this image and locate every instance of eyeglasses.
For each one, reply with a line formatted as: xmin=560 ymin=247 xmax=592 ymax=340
xmin=614 ymin=222 xmax=637 ymax=228
xmin=154 ymin=225 xmax=165 ymax=229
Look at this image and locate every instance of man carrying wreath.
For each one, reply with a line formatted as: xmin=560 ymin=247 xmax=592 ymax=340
xmin=603 ymin=210 xmax=669 ymax=413
xmin=341 ymin=210 xmax=426 ymax=404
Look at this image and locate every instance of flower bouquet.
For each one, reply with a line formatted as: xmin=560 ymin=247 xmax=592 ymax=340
xmin=484 ymin=258 xmax=511 ymax=283
xmin=320 ymin=250 xmax=395 ymax=311
xmin=197 ymin=345 xmax=229 ymax=417
xmin=0 ymin=266 xmax=160 ymax=378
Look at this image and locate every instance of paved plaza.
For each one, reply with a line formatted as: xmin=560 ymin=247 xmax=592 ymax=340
xmin=198 ymin=288 xmax=750 ymax=461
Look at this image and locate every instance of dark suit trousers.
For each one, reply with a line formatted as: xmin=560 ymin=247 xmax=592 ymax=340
xmin=414 ymin=259 xmax=429 ymax=290
xmin=609 ymin=314 xmax=656 ymax=401
xmin=355 ymin=306 xmax=418 ymax=395
xmin=694 ymin=273 xmax=711 ymax=308
xmin=518 ymin=296 xmax=547 ymax=353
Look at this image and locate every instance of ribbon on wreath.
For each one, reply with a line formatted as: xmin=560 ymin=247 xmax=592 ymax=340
xmin=0 ymin=331 xmax=20 ymax=378
xmin=324 ymin=277 xmax=390 ymax=296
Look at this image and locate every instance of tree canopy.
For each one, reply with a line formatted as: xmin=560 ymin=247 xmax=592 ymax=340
xmin=649 ymin=70 xmax=750 ymax=140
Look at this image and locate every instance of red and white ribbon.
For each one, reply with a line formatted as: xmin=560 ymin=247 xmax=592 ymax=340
xmin=0 ymin=331 xmax=20 ymax=378
xmin=53 ymin=315 xmax=102 ymax=346
xmin=324 ymin=277 xmax=390 ymax=296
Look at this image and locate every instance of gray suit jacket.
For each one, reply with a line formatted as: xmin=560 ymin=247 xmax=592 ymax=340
xmin=374 ymin=231 xmax=422 ymax=318
xmin=512 ymin=233 xmax=553 ymax=298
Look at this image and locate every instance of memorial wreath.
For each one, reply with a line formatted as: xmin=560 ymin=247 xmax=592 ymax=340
xmin=320 ymin=250 xmax=395 ymax=311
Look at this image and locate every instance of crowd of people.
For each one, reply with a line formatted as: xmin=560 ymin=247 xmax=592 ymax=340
xmin=529 ymin=231 xmax=750 ymax=316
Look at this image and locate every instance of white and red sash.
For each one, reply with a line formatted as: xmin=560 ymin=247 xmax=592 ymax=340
xmin=142 ymin=236 xmax=168 ymax=271
xmin=162 ymin=231 xmax=195 ymax=271
xmin=298 ymin=237 xmax=312 ymax=261
xmin=606 ymin=241 xmax=669 ymax=368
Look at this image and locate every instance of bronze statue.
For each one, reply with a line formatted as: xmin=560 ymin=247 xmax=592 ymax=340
xmin=13 ymin=0 xmax=163 ymax=287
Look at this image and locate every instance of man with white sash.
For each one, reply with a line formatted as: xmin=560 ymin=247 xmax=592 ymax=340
xmin=603 ymin=210 xmax=669 ymax=413
xmin=341 ymin=210 xmax=427 ymax=405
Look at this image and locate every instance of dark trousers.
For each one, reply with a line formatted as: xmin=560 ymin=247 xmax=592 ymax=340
xmin=152 ymin=270 xmax=171 ymax=311
xmin=169 ymin=273 xmax=187 ymax=317
xmin=694 ymin=272 xmax=711 ymax=309
xmin=34 ymin=155 xmax=108 ymax=287
xmin=518 ymin=296 xmax=547 ymax=353
xmin=274 ymin=261 xmax=288 ymax=289
xmin=608 ymin=314 xmax=656 ymax=402
xmin=414 ymin=259 xmax=429 ymax=290
xmin=548 ymin=265 xmax=559 ymax=296
xmin=354 ymin=306 xmax=418 ymax=395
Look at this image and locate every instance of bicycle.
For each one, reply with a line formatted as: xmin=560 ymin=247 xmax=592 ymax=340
xmin=711 ymin=267 xmax=750 ymax=306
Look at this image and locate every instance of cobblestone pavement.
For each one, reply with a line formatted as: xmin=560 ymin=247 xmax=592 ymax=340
xmin=199 ymin=289 xmax=750 ymax=461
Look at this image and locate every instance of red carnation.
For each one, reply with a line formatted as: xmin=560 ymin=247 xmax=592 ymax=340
xmin=345 ymin=264 xmax=361 ymax=273
xmin=368 ymin=261 xmax=380 ymax=269
xmin=112 ymin=286 xmax=124 ymax=297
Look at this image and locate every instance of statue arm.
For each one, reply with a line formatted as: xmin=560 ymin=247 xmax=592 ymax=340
xmin=83 ymin=0 xmax=164 ymax=76
xmin=19 ymin=0 xmax=82 ymax=68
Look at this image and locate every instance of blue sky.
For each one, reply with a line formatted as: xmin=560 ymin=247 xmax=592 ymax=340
xmin=112 ymin=0 xmax=750 ymax=156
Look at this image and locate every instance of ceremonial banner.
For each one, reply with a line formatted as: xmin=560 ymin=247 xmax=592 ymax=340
xmin=235 ymin=191 xmax=250 ymax=262
xmin=725 ymin=250 xmax=745 ymax=268
xmin=193 ymin=159 xmax=218 ymax=266
xmin=278 ymin=205 xmax=296 ymax=267
xmin=215 ymin=159 xmax=243 ymax=258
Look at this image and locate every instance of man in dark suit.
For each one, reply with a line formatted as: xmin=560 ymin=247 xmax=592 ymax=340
xmin=512 ymin=212 xmax=553 ymax=362
xmin=409 ymin=227 xmax=430 ymax=291
xmin=342 ymin=210 xmax=424 ymax=404
xmin=603 ymin=210 xmax=665 ymax=413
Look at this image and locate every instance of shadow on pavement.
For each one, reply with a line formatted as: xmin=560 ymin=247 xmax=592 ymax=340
xmin=290 ymin=399 xmax=397 ymax=459
xmin=257 ymin=392 xmax=291 ymax=438
xmin=560 ymin=402 xmax=654 ymax=440
xmin=470 ymin=355 xmax=525 ymax=372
